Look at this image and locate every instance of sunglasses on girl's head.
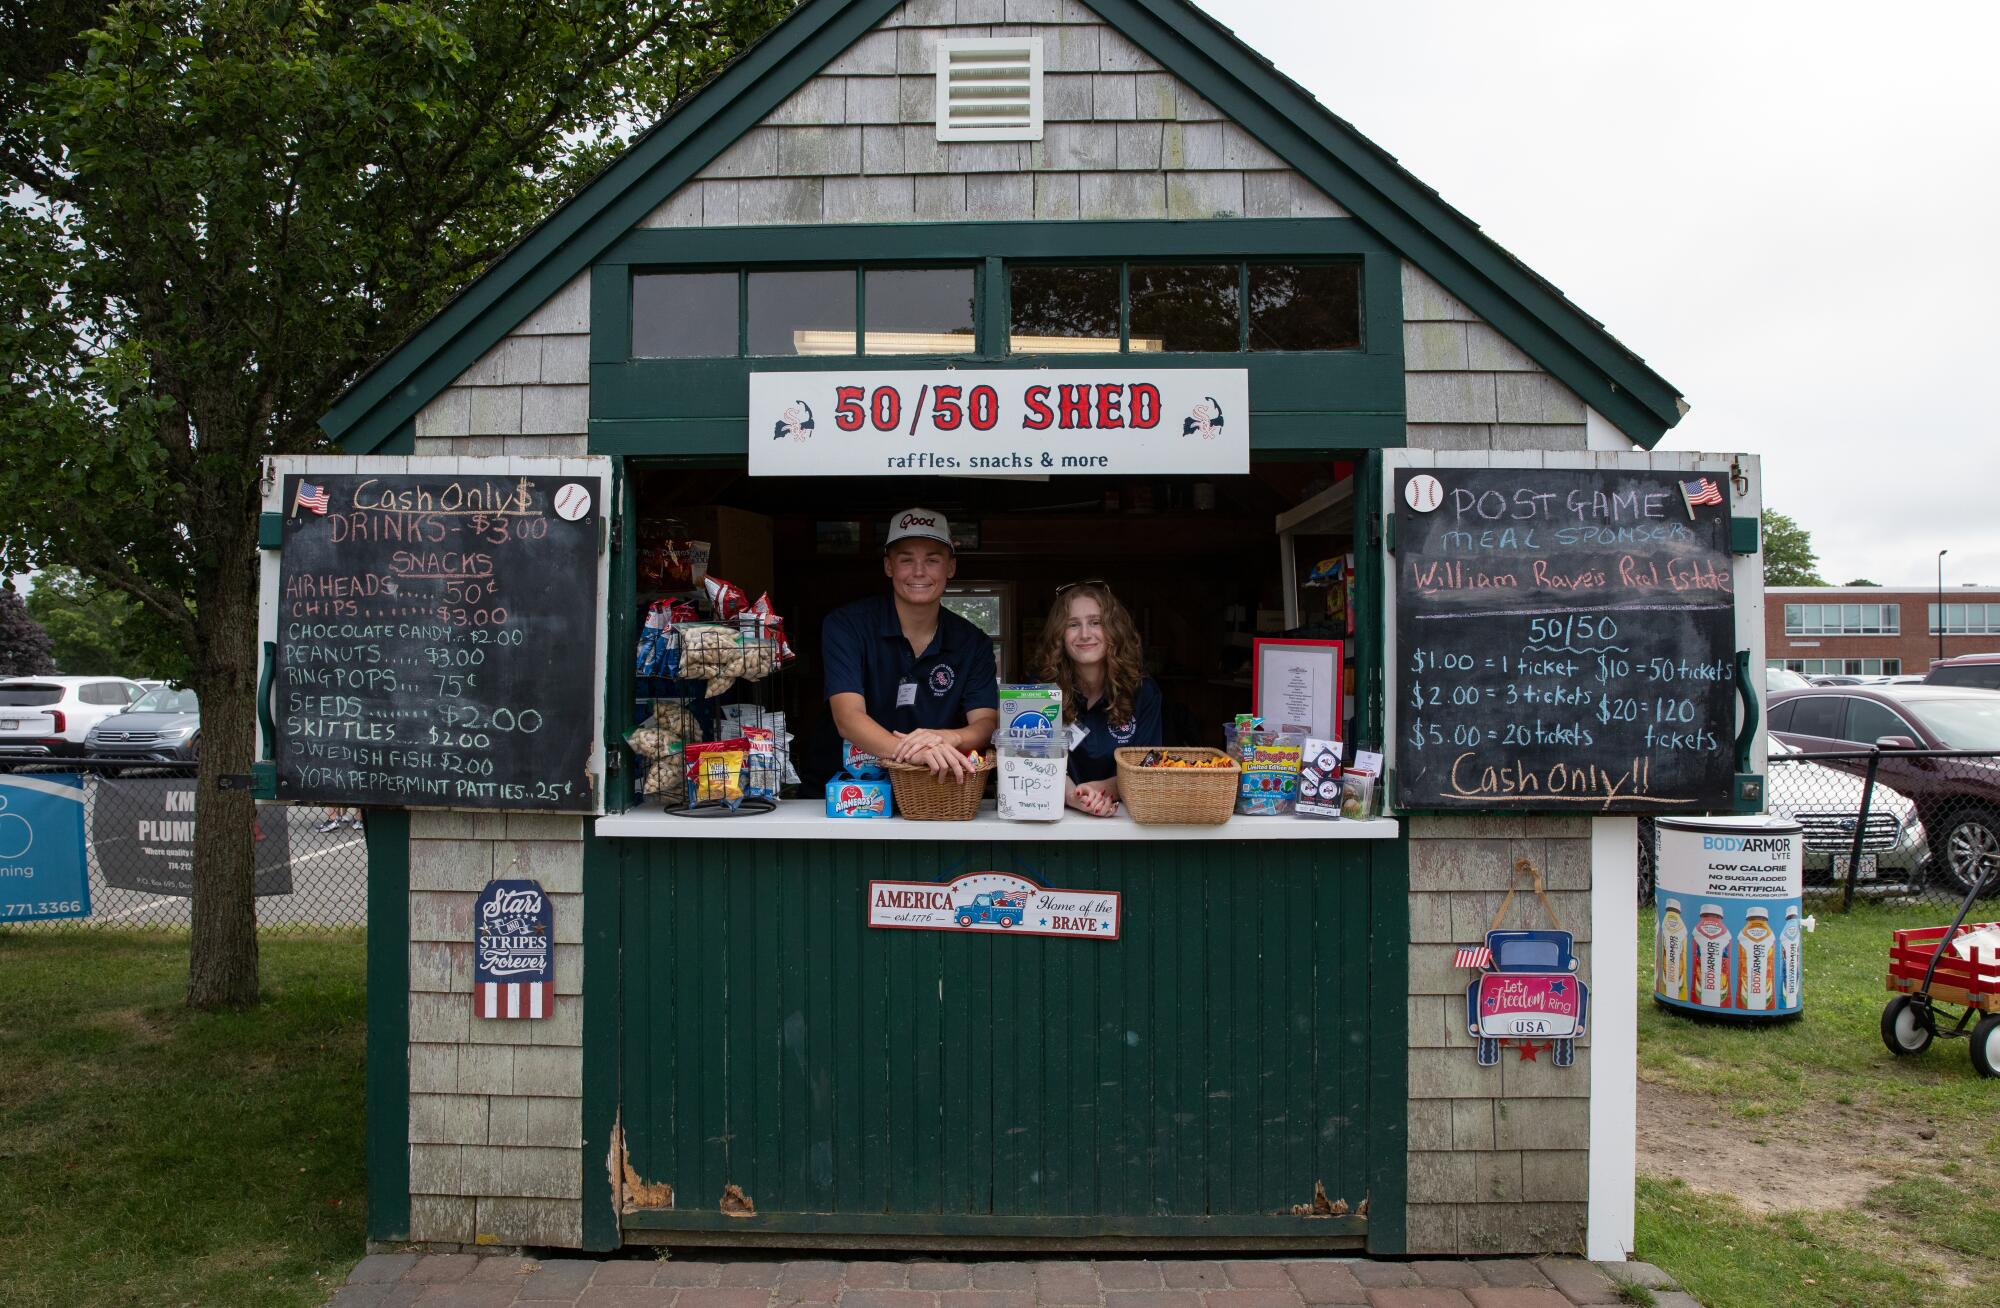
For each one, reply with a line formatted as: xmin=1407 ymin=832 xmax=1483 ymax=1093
xmin=1056 ymin=579 xmax=1108 ymax=595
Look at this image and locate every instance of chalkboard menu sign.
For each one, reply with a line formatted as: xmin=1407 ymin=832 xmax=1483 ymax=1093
xmin=1393 ymin=467 xmax=1738 ymax=813
xmin=273 ymin=471 xmax=601 ymax=812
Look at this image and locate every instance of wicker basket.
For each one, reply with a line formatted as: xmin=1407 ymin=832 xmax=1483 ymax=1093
xmin=1115 ymin=747 xmax=1240 ymax=825
xmin=880 ymin=754 xmax=996 ymax=821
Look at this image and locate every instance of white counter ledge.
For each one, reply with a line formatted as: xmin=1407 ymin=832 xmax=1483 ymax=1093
xmin=596 ymin=800 xmax=1399 ymax=841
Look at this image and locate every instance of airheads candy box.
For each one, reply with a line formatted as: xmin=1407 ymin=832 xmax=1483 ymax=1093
xmin=825 ymin=776 xmax=893 ymax=819
xmin=998 ymin=684 xmax=1063 ymax=747
xmin=841 ymin=739 xmax=886 ymax=780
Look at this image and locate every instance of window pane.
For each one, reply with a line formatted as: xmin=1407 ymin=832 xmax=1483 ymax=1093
xmin=1248 ymin=263 xmax=1361 ymax=351
xmin=865 ymin=268 xmax=975 ymax=355
xmin=1788 ymin=696 xmax=1846 ymax=739
xmin=1009 ymin=265 xmax=1121 ymax=353
xmin=1849 ymin=698 xmax=1911 ymax=743
xmin=1784 ymin=604 xmax=1802 ymax=631
xmin=1884 ymin=659 xmax=1901 ymax=675
xmin=748 ymin=270 xmax=856 ymax=356
xmin=632 ymin=272 xmax=737 ymax=357
xmin=1129 ymin=264 xmax=1240 ymax=353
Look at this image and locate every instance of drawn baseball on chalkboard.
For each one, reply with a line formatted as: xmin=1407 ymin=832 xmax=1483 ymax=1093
xmin=552 ymin=483 xmax=592 ymax=521
xmin=0 ymin=796 xmax=33 ymax=861
xmin=1405 ymin=473 xmax=1444 ymax=513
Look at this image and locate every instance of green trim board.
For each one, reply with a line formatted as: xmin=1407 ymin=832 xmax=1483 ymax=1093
xmin=621 ymin=1210 xmax=1367 ymax=1240
xmin=320 ymin=0 xmax=1685 ymax=455
xmin=364 ymin=809 xmax=412 ymax=1244
xmin=581 ymin=828 xmax=623 ymax=1251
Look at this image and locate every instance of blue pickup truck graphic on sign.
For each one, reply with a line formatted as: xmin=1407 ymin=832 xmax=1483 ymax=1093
xmin=956 ymin=891 xmax=1025 ymax=929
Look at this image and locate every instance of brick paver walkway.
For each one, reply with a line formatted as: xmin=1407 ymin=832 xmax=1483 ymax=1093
xmin=327 ymin=1255 xmax=1699 ymax=1308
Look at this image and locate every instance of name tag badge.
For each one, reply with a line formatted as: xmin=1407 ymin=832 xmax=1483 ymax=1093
xmin=896 ymin=682 xmax=918 ymax=708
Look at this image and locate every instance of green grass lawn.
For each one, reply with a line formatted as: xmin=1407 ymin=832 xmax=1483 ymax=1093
xmin=1634 ymin=901 xmax=2000 ymax=1308
xmin=0 ymin=930 xmax=368 ymax=1308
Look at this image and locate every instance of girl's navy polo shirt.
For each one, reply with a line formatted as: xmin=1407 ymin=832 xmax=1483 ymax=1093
xmin=821 ymin=595 xmax=998 ymax=733
xmin=1068 ymin=676 xmax=1163 ymax=784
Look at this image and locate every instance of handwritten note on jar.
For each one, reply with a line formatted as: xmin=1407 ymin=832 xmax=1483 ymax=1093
xmin=998 ymin=752 xmax=1064 ymax=822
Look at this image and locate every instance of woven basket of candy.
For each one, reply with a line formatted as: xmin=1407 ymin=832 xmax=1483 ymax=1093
xmin=880 ymin=753 xmax=996 ymax=821
xmin=1116 ymin=747 xmax=1240 ymax=825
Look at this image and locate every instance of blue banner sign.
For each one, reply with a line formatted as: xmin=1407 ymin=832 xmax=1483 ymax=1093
xmin=0 ymin=773 xmax=91 ymax=922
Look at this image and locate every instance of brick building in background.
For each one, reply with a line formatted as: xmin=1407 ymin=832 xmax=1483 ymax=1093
xmin=1767 ymin=584 xmax=2000 ymax=677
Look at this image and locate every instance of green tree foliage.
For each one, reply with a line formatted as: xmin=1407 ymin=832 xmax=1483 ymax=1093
xmin=0 ymin=584 xmax=57 ymax=676
xmin=1844 ymin=578 xmax=1881 ymax=587
xmin=24 ymin=566 xmax=195 ymax=680
xmin=1761 ymin=510 xmax=1825 ymax=587
xmin=0 ymin=0 xmax=794 ymax=1007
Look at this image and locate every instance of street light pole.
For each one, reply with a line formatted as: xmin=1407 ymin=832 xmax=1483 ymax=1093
xmin=1938 ymin=548 xmax=1949 ymax=664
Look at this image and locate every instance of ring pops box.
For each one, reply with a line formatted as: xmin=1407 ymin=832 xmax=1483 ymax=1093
xmin=998 ymin=684 xmax=1063 ymax=748
xmin=998 ymin=743 xmax=1065 ymax=822
xmin=825 ymin=774 xmax=893 ymax=819
xmin=1295 ymin=737 xmax=1345 ymax=818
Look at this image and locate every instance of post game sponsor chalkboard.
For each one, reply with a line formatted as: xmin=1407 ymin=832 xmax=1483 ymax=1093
xmin=1394 ymin=467 xmax=1738 ymax=813
xmin=274 ymin=472 xmax=600 ymax=812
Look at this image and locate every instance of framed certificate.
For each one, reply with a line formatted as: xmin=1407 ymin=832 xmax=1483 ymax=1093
xmin=1252 ymin=638 xmax=1344 ymax=741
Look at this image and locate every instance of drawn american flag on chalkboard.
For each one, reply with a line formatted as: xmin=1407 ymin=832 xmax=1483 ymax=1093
xmin=294 ymin=481 xmax=330 ymax=515
xmin=477 ymin=980 xmax=554 ymax=1020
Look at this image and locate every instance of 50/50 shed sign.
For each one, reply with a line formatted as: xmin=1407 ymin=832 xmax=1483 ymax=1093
xmin=749 ymin=369 xmax=1248 ymax=477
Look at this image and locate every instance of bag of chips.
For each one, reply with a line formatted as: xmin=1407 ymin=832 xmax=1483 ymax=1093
xmin=685 ymin=738 xmax=749 ymax=809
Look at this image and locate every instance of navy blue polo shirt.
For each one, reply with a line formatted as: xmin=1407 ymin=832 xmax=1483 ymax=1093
xmin=1068 ymin=676 xmax=1163 ymax=784
xmin=822 ymin=595 xmax=998 ymax=734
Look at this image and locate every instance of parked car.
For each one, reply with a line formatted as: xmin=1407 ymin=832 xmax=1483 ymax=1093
xmin=85 ymin=685 xmax=200 ymax=764
xmin=1766 ymin=735 xmax=1929 ymax=886
xmin=1769 ymin=685 xmax=2000 ymax=894
xmin=1766 ymin=666 xmax=1811 ymax=693
xmin=1810 ymin=675 xmax=1868 ymax=686
xmin=1635 ymin=734 xmax=1930 ymax=903
xmin=0 ymin=675 xmax=146 ymax=763
xmin=1926 ymin=653 xmax=2000 ymax=691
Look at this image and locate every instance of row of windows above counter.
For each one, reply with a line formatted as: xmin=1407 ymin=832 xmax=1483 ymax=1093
xmin=630 ymin=260 xmax=1362 ymax=360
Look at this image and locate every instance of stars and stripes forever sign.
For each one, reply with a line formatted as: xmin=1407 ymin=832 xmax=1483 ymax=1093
xmin=474 ymin=879 xmax=554 ymax=1020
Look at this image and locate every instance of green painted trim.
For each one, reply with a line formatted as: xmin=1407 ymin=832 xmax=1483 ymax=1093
xmin=364 ymin=809 xmax=412 ymax=1243
xmin=1366 ymin=832 xmax=1410 ymax=1254
xmin=588 ymin=412 xmax=1405 ymax=458
xmin=321 ymin=0 xmax=908 ymax=453
xmin=592 ymin=265 xmax=631 ymax=366
xmin=258 ymin=512 xmax=284 ymax=549
xmin=605 ymin=217 xmax=1393 ymax=265
xmin=620 ymin=1210 xmax=1368 ymax=1239
xmin=604 ymin=463 xmax=636 ymax=813
xmin=378 ymin=420 xmax=415 ymax=456
xmin=1098 ymin=0 xmax=1683 ymax=444
xmin=1730 ymin=514 xmax=1759 ymax=555
xmin=580 ymin=829 xmax=623 ymax=1250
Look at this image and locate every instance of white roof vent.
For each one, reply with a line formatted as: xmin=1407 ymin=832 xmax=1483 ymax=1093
xmin=934 ymin=37 xmax=1044 ymax=142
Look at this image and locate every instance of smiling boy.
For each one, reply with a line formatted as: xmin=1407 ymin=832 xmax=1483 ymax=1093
xmin=822 ymin=508 xmax=997 ymax=779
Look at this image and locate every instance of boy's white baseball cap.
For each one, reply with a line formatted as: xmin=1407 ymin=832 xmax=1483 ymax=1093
xmin=883 ymin=507 xmax=954 ymax=551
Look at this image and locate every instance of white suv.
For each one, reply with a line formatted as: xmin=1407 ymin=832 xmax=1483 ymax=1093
xmin=0 ymin=676 xmax=147 ymax=762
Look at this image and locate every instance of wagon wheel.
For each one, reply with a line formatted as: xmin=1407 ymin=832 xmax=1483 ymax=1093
xmin=1972 ymin=1015 xmax=2000 ymax=1079
xmin=1881 ymin=994 xmax=1934 ymax=1057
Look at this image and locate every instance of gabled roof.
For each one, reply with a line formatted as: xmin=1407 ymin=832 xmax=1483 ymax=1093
xmin=322 ymin=0 xmax=1688 ymax=453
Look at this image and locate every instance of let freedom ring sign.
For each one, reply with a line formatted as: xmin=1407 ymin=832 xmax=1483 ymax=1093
xmin=750 ymin=369 xmax=1249 ymax=477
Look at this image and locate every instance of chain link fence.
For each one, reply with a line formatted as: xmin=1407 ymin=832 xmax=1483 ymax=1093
xmin=1640 ymin=748 xmax=2000 ymax=913
xmin=0 ymin=762 xmax=366 ymax=932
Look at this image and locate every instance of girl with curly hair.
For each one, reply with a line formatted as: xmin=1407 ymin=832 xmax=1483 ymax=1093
xmin=1031 ymin=581 xmax=1162 ymax=817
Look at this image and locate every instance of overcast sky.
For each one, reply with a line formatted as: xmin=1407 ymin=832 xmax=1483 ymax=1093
xmin=1203 ymin=0 xmax=2000 ymax=590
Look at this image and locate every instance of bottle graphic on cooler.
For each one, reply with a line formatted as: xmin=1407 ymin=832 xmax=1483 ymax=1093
xmin=1736 ymin=906 xmax=1778 ymax=1010
xmin=1780 ymin=906 xmax=1803 ymax=1009
xmin=1657 ymin=898 xmax=1691 ymax=1001
xmin=1691 ymin=903 xmax=1733 ymax=1009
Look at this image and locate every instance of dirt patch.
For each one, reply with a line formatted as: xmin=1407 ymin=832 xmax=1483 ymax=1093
xmin=1638 ymin=1079 xmax=1955 ymax=1212
xmin=82 ymin=1008 xmax=171 ymax=1045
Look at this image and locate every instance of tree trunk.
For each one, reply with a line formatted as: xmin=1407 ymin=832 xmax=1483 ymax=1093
xmin=186 ymin=535 xmax=261 ymax=1010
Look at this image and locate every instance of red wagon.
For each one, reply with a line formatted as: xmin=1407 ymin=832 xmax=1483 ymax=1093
xmin=1882 ymin=917 xmax=2000 ymax=1077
